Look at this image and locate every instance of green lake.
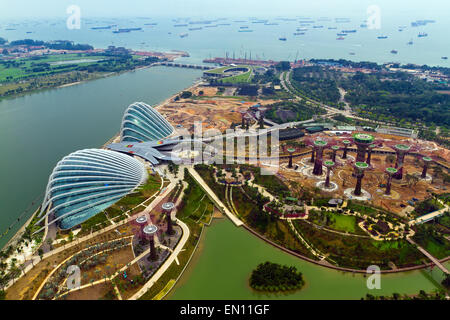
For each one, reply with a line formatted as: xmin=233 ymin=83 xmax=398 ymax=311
xmin=169 ymin=218 xmax=448 ymax=300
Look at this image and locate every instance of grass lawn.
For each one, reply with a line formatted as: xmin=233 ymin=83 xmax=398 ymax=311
xmin=330 ymin=213 xmax=357 ymax=233
xmin=221 ymin=70 xmax=253 ymax=84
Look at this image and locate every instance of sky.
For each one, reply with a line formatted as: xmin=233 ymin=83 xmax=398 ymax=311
xmin=0 ymin=0 xmax=446 ymax=20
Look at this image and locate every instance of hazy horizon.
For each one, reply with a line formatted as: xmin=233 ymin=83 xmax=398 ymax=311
xmin=0 ymin=0 xmax=447 ymax=20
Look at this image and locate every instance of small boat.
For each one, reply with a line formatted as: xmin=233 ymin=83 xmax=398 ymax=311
xmin=349 ymin=52 xmax=356 ymax=55
xmin=293 ymin=32 xmax=305 ymax=36
xmin=328 ymin=27 xmax=337 ymax=30
xmin=238 ymin=29 xmax=253 ymax=32
xmin=336 ymin=37 xmax=345 ymax=40
xmin=391 ymin=50 xmax=398 ymax=54
xmin=442 ymin=57 xmax=448 ymax=60
xmin=377 ymin=35 xmax=388 ymax=39
xmin=418 ymin=32 xmax=428 ymax=37
xmin=407 ymin=39 xmax=413 ymax=45
xmin=179 ymin=33 xmax=188 ymax=38
xmin=279 ymin=37 xmax=287 ymax=41
xmin=337 ymin=33 xmax=347 ymax=36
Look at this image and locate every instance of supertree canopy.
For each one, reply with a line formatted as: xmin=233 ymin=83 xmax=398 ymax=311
xmin=352 ymin=133 xmax=377 ymax=162
xmin=420 ymin=156 xmax=433 ymax=179
xmin=305 ymin=136 xmax=336 ymax=176
xmin=352 ymin=161 xmax=370 ymax=196
xmin=286 ymin=147 xmax=297 ymax=168
xmin=330 ymin=145 xmax=340 ymax=162
xmin=384 ymin=140 xmax=421 ymax=180
xmin=341 ymin=139 xmax=352 ymax=159
xmin=384 ymin=167 xmax=398 ymax=195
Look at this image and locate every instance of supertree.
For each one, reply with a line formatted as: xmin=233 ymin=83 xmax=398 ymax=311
xmin=384 ymin=141 xmax=421 ymax=180
xmin=352 ymin=133 xmax=381 ymax=163
xmin=133 ymin=215 xmax=149 ymax=244
xmin=341 ymin=139 xmax=352 ymax=159
xmin=352 ymin=161 xmax=370 ymax=196
xmin=384 ymin=167 xmax=398 ymax=195
xmin=323 ymin=160 xmax=336 ymax=188
xmin=420 ymin=156 xmax=433 ymax=179
xmin=286 ymin=147 xmax=297 ymax=168
xmin=366 ymin=143 xmax=378 ymax=166
xmin=162 ymin=202 xmax=175 ymax=235
xmin=330 ymin=145 xmax=340 ymax=162
xmin=143 ymin=225 xmax=158 ymax=261
xmin=304 ymin=137 xmax=336 ymax=176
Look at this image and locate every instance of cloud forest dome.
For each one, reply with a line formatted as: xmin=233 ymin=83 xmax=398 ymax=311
xmin=37 ymin=149 xmax=147 ymax=230
xmin=120 ymin=102 xmax=174 ymax=143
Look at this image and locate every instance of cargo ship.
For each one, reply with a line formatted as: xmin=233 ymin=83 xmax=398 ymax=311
xmin=113 ymin=27 xmax=142 ymax=33
xmin=91 ymin=26 xmax=112 ymax=30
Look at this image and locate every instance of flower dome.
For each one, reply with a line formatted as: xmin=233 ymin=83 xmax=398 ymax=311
xmin=120 ymin=102 xmax=174 ymax=142
xmin=37 ymin=149 xmax=147 ymax=230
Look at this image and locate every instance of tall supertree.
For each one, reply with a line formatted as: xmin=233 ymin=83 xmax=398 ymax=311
xmin=384 ymin=167 xmax=398 ymax=195
xmin=385 ymin=141 xmax=421 ymax=180
xmin=286 ymin=147 xmax=297 ymax=168
xmin=366 ymin=143 xmax=378 ymax=166
xmin=305 ymin=137 xmax=335 ymax=176
xmin=330 ymin=145 xmax=340 ymax=162
xmin=323 ymin=160 xmax=336 ymax=188
xmin=341 ymin=139 xmax=352 ymax=159
xmin=352 ymin=162 xmax=369 ymax=196
xmin=420 ymin=156 xmax=433 ymax=179
xmin=143 ymin=225 xmax=158 ymax=261
xmin=162 ymin=202 xmax=175 ymax=235
xmin=352 ymin=133 xmax=376 ymax=162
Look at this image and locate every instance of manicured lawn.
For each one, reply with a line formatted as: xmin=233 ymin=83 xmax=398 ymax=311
xmin=330 ymin=213 xmax=357 ymax=233
xmin=221 ymin=70 xmax=252 ymax=84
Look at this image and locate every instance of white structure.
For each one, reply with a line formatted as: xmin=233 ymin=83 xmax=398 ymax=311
xmin=37 ymin=149 xmax=147 ymax=230
xmin=375 ymin=125 xmax=418 ymax=138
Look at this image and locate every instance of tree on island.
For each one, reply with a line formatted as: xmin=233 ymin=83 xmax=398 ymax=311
xmin=249 ymin=261 xmax=304 ymax=292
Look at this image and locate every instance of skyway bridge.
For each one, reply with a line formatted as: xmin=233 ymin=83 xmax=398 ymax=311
xmin=156 ymin=62 xmax=214 ymax=70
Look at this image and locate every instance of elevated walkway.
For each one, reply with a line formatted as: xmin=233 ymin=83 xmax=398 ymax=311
xmin=187 ymin=167 xmax=243 ymax=227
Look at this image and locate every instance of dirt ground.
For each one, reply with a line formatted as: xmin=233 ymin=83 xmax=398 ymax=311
xmin=63 ymin=282 xmax=117 ymax=300
xmin=157 ymin=90 xmax=280 ymax=133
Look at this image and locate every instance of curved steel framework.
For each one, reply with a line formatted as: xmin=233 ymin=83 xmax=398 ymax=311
xmin=120 ymin=102 xmax=174 ymax=142
xmin=37 ymin=149 xmax=147 ymax=230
